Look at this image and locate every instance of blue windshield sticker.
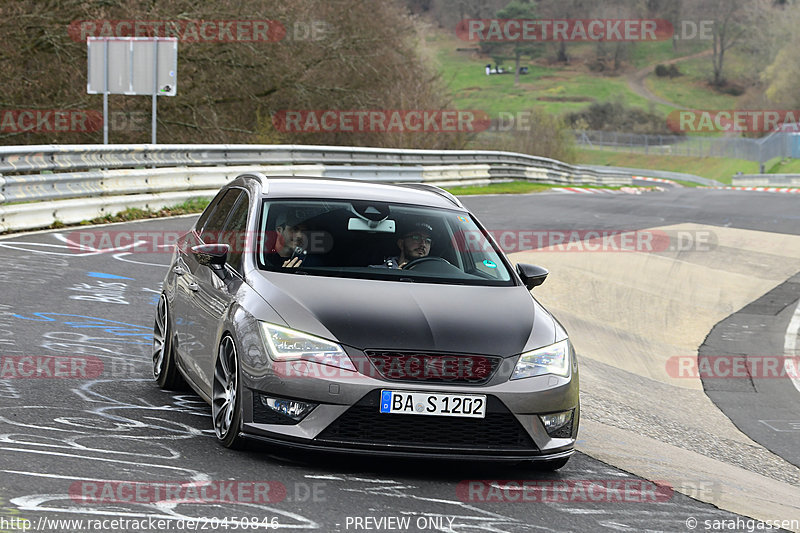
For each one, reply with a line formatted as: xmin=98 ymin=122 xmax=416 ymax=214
xmin=457 ymin=215 xmax=470 ymax=224
xmin=483 ymin=260 xmax=497 ymax=268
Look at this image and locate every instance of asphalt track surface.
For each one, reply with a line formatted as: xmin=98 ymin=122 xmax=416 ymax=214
xmin=0 ymin=186 xmax=797 ymax=532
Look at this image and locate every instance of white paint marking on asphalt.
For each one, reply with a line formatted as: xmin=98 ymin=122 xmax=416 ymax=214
xmin=0 ymin=235 xmax=148 ymax=257
xmin=784 ymin=299 xmax=800 ymax=394
xmin=112 ymin=251 xmax=169 ymax=268
xmin=0 ymin=447 xmax=208 ymax=478
xmin=1 ymin=469 xmax=127 ymax=483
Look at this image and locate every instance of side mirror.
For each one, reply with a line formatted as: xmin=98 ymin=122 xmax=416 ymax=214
xmin=191 ymin=243 xmax=229 ymax=270
xmin=516 ymin=263 xmax=548 ymax=290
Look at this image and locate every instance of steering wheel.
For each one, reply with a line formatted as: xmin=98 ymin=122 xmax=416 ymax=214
xmin=402 ymin=256 xmax=451 ymax=270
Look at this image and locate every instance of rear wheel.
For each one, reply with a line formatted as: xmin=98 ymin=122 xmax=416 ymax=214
xmin=212 ymin=334 xmax=246 ymax=449
xmin=153 ymin=294 xmax=184 ymax=389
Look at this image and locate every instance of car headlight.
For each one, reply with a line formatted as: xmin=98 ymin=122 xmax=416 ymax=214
xmin=511 ymin=339 xmax=570 ymax=380
xmin=259 ymin=322 xmax=356 ymax=371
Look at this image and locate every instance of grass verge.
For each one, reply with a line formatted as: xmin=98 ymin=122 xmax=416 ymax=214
xmin=1 ymin=197 xmax=212 ymax=236
xmin=766 ymin=158 xmax=800 ymax=174
xmin=81 ymin=198 xmax=212 ymax=226
xmin=575 ymin=148 xmax=765 ymax=184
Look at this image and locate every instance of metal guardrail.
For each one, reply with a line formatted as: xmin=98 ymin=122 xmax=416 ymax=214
xmin=0 ymin=143 xmax=644 ymax=233
xmin=582 ymin=165 xmax=723 ymax=187
xmin=0 ymin=142 xmax=627 ymax=174
xmin=732 ymin=174 xmax=800 ymax=187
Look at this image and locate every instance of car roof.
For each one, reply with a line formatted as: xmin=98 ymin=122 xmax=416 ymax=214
xmin=257 ymin=177 xmax=463 ymax=210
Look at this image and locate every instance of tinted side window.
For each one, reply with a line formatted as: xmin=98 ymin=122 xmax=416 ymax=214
xmin=200 ymin=189 xmax=242 ymax=243
xmin=195 ymin=190 xmax=226 ymax=235
xmin=220 ymin=192 xmax=250 ymax=274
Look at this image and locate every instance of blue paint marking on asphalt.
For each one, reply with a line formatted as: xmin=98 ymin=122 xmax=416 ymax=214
xmin=87 ymin=272 xmax=135 ymax=281
xmin=11 ymin=313 xmax=151 ymax=344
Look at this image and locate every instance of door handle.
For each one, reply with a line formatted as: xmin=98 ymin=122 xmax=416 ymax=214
xmin=188 ymin=282 xmax=200 ymax=292
xmin=173 ymin=265 xmax=187 ymax=276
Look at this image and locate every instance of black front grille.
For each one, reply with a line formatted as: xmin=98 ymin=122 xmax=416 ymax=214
xmin=315 ymin=390 xmax=537 ymax=453
xmin=364 ymin=351 xmax=502 ymax=385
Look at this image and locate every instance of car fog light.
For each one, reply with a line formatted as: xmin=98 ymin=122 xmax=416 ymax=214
xmin=540 ymin=409 xmax=574 ymax=438
xmin=259 ymin=394 xmax=317 ymax=422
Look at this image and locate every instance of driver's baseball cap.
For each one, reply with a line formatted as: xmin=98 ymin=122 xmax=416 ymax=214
xmin=403 ymin=221 xmax=433 ymax=237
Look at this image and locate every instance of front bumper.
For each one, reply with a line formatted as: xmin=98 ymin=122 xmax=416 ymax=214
xmin=250 ymin=389 xmax=577 ymax=457
xmin=236 ymin=326 xmax=579 ymax=459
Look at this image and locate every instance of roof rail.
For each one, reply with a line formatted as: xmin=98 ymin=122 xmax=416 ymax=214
xmin=399 ymin=183 xmax=464 ymax=209
xmin=236 ymin=172 xmax=269 ymax=194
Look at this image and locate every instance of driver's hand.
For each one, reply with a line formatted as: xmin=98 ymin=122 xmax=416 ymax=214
xmin=282 ymin=257 xmax=303 ymax=268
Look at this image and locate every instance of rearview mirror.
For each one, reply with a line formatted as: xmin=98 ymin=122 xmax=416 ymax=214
xmin=516 ymin=263 xmax=548 ymax=290
xmin=348 ymin=218 xmax=396 ymax=233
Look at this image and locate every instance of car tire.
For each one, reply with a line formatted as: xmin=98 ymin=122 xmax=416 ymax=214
xmin=212 ymin=334 xmax=246 ymax=449
xmin=153 ymin=294 xmax=185 ymax=390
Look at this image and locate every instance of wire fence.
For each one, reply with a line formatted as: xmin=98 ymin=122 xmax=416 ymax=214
xmin=574 ymin=130 xmax=798 ymax=166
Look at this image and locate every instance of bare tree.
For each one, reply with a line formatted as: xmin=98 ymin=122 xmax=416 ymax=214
xmin=761 ymin=2 xmax=800 ymax=107
xmin=689 ymin=0 xmax=748 ymax=86
xmin=0 ymin=0 xmax=466 ymax=149
xmin=535 ymin=0 xmax=591 ymax=63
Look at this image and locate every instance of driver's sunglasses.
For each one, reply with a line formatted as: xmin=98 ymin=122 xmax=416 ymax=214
xmin=405 ymin=233 xmax=432 ymax=245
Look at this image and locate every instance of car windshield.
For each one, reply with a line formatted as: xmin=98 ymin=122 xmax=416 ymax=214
xmin=256 ymin=198 xmax=514 ymax=286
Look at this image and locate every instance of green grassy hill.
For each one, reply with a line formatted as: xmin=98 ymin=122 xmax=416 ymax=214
xmin=423 ymin=23 xmax=777 ymax=183
xmin=427 ymin=28 xmax=731 ymax=118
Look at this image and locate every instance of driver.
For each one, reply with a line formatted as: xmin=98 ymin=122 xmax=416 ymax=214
xmin=384 ymin=221 xmax=433 ymax=269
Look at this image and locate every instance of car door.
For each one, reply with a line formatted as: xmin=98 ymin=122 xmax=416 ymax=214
xmin=171 ymin=190 xmax=225 ymax=376
xmin=182 ymin=188 xmax=249 ymax=395
xmin=177 ymin=188 xmax=243 ymax=391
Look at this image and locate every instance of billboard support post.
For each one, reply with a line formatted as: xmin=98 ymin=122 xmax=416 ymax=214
xmin=151 ymin=40 xmax=158 ymax=144
xmin=87 ymin=37 xmax=177 ymax=145
xmin=103 ymin=40 xmax=109 ymax=145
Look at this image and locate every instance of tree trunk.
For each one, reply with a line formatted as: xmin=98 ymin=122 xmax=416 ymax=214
xmin=556 ymin=41 xmax=568 ymax=63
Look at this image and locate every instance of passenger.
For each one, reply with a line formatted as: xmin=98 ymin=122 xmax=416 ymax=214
xmin=265 ymin=209 xmax=311 ymax=268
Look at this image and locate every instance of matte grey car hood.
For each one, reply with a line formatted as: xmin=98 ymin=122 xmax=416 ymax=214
xmin=249 ymin=272 xmax=558 ymax=357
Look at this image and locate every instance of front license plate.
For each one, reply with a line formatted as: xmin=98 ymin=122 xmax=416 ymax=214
xmin=379 ymin=390 xmax=486 ymax=418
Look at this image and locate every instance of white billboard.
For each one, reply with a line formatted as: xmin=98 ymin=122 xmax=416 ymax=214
xmin=87 ymin=37 xmax=177 ymax=96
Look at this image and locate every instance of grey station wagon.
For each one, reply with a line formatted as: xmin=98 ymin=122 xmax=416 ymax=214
xmin=152 ymin=173 xmax=579 ymax=470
